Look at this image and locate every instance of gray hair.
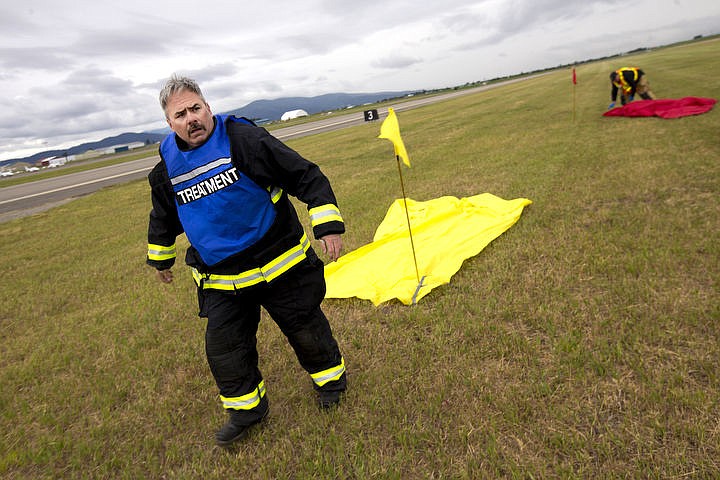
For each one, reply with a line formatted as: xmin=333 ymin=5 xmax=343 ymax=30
xmin=159 ymin=74 xmax=206 ymax=116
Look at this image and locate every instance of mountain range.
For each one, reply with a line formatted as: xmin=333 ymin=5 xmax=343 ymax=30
xmin=225 ymin=91 xmax=414 ymax=122
xmin=2 ymin=91 xmax=415 ymax=167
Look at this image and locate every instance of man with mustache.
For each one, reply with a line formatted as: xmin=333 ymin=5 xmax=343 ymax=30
xmin=146 ymin=75 xmax=347 ymax=447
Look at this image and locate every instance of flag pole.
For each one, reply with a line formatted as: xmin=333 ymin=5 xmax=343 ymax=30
xmin=572 ymin=82 xmax=576 ymax=122
xmin=395 ymin=154 xmax=421 ymax=285
xmin=379 ymin=107 xmax=425 ymax=303
xmin=572 ymin=67 xmax=577 ymax=122
xmin=395 ymin=154 xmax=425 ymax=304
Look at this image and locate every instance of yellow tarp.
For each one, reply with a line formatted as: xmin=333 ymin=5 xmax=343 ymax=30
xmin=324 ymin=193 xmax=532 ymax=305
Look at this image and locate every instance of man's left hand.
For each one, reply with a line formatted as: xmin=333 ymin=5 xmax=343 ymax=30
xmin=319 ymin=234 xmax=342 ymax=262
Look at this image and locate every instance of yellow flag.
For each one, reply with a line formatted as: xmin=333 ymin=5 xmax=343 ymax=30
xmin=378 ymin=108 xmax=411 ymax=167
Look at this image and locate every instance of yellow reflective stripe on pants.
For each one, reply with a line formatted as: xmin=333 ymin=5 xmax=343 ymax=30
xmin=147 ymin=243 xmax=176 ymax=261
xmin=309 ymin=204 xmax=343 ymax=227
xmin=310 ymin=357 xmax=345 ymax=387
xmin=192 ymin=232 xmax=311 ymax=291
xmin=220 ymin=381 xmax=266 ymax=410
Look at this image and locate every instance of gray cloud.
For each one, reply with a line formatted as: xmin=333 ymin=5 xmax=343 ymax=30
xmin=0 ymin=7 xmax=36 ymax=36
xmin=173 ymin=63 xmax=241 ymax=84
xmin=62 ymin=67 xmax=135 ymax=92
xmin=70 ymin=28 xmax=173 ymax=58
xmin=0 ymin=47 xmax=77 ymax=71
xmin=371 ymin=55 xmax=423 ymax=69
xmin=1 ymin=0 xmax=718 ymax=161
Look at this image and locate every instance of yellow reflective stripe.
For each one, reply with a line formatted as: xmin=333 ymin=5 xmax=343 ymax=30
xmin=261 ymin=233 xmax=310 ymax=282
xmin=310 ymin=357 xmax=345 ymax=387
xmin=267 ymin=186 xmax=283 ymax=204
xmin=192 ymin=268 xmax=265 ymax=291
xmin=617 ymin=68 xmax=638 ymax=93
xmin=309 ymin=204 xmax=343 ymax=227
xmin=220 ymin=381 xmax=266 ymax=410
xmin=147 ymin=243 xmax=176 ymax=261
xmin=192 ymin=232 xmax=310 ymax=290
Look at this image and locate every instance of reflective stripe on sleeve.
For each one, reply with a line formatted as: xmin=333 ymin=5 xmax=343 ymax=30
xmin=147 ymin=243 xmax=176 ymax=261
xmin=267 ymin=186 xmax=283 ymax=204
xmin=310 ymin=357 xmax=346 ymax=387
xmin=309 ymin=204 xmax=343 ymax=227
xmin=220 ymin=380 xmax=266 ymax=410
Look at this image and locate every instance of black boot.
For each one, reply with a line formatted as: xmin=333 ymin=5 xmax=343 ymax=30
xmin=317 ymin=390 xmax=343 ymax=410
xmin=215 ymin=409 xmax=267 ymax=447
xmin=316 ymin=373 xmax=347 ymax=410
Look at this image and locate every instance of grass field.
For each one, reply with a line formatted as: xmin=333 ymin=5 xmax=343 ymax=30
xmin=1 ymin=37 xmax=718 ymax=479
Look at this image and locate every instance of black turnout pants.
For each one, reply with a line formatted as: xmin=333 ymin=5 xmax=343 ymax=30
xmin=198 ymin=252 xmax=345 ymax=424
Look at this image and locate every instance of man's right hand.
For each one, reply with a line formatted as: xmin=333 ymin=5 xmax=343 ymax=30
xmin=156 ymin=269 xmax=174 ymax=284
xmin=319 ymin=234 xmax=343 ymax=262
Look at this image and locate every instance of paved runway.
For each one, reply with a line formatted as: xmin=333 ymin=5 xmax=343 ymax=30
xmin=0 ymin=77 xmax=535 ymax=223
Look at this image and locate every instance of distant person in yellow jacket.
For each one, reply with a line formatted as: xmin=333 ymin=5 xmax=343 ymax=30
xmin=609 ymin=67 xmax=656 ymax=109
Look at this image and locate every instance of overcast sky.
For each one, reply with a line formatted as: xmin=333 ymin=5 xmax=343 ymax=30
xmin=1 ymin=0 xmax=718 ymax=161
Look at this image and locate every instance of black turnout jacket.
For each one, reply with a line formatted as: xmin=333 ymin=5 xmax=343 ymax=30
xmin=146 ymin=117 xmax=344 ymax=276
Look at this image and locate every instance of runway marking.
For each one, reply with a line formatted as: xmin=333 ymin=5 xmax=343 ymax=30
xmin=0 ymin=166 xmax=152 ymax=205
xmin=275 ymin=116 xmax=359 ymax=138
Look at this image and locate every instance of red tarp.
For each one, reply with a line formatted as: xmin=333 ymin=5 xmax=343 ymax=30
xmin=603 ymin=97 xmax=717 ymax=119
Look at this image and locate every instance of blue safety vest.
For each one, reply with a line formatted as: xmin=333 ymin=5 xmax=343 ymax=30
xmin=160 ymin=115 xmax=276 ymax=266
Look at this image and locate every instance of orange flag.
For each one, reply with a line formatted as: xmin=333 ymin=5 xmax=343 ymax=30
xmin=378 ymin=108 xmax=411 ymax=167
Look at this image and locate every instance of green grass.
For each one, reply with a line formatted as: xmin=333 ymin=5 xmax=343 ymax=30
xmin=1 ymin=37 xmax=718 ymax=479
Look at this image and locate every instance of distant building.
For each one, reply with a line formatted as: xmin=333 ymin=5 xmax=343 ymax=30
xmin=77 ymin=150 xmax=103 ymax=161
xmin=39 ymin=156 xmax=67 ymax=168
xmin=103 ymin=141 xmax=147 ymax=155
xmin=280 ymin=109 xmax=308 ymax=121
